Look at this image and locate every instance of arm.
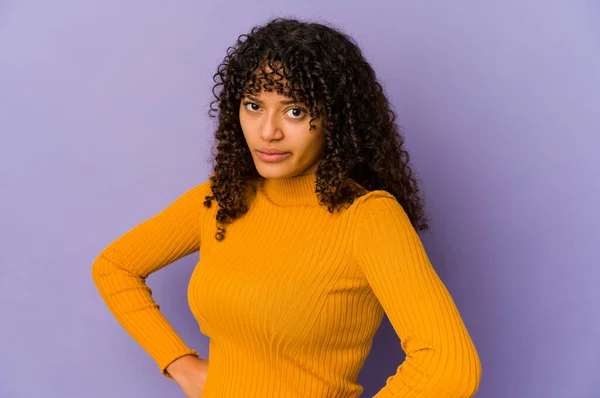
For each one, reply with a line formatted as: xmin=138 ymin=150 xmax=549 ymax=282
xmin=91 ymin=181 xmax=210 ymax=378
xmin=353 ymin=194 xmax=482 ymax=397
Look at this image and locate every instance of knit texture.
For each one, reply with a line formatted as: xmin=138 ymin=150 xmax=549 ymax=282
xmin=91 ymin=172 xmax=481 ymax=397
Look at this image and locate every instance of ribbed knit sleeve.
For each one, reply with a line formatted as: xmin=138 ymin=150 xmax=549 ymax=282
xmin=353 ymin=194 xmax=482 ymax=397
xmin=91 ymin=181 xmax=209 ymax=377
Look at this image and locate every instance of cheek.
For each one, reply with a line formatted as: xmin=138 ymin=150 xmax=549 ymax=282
xmin=304 ymin=131 xmax=325 ymax=156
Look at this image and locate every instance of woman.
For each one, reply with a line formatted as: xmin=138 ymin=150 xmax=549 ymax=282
xmin=92 ymin=17 xmax=482 ymax=397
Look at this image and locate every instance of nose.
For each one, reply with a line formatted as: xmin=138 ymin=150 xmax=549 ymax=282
xmin=259 ymin=111 xmax=284 ymax=141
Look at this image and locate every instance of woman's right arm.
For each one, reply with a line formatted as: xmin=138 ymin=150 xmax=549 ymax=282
xmin=91 ymin=180 xmax=211 ymax=378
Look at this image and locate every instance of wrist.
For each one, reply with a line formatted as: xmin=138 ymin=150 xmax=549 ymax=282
xmin=165 ymin=354 xmax=199 ymax=378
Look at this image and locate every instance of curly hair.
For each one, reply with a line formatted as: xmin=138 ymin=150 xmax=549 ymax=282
xmin=203 ymin=17 xmax=428 ymax=242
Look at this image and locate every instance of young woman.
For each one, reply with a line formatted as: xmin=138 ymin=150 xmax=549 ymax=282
xmin=92 ymin=17 xmax=482 ymax=398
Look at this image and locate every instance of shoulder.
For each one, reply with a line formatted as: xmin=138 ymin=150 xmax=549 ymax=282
xmin=344 ymin=186 xmax=414 ymax=235
xmin=348 ymin=189 xmax=418 ymax=254
xmin=350 ymin=188 xmax=406 ymax=216
xmin=184 ymin=172 xmax=214 ymax=196
xmin=169 ymin=176 xmax=213 ymax=210
xmin=190 ymin=177 xmax=214 ymax=197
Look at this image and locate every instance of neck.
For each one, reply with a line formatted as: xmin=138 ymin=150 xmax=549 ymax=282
xmin=259 ymin=172 xmax=320 ymax=207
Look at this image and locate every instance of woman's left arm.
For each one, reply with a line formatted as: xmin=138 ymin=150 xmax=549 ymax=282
xmin=353 ymin=195 xmax=482 ymax=398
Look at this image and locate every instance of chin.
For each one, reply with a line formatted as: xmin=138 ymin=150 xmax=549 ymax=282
xmin=254 ymin=164 xmax=296 ymax=179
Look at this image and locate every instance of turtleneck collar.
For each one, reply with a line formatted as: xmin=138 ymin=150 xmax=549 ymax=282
xmin=259 ymin=172 xmax=321 ymax=207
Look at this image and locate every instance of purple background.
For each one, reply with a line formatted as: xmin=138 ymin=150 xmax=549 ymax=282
xmin=1 ymin=1 xmax=599 ymax=397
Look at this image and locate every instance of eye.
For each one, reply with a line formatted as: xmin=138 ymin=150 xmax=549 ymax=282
xmin=243 ymin=101 xmax=261 ymax=112
xmin=286 ymin=107 xmax=306 ymax=119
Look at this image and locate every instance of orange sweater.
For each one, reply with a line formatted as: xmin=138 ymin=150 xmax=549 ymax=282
xmin=91 ymin=172 xmax=481 ymax=397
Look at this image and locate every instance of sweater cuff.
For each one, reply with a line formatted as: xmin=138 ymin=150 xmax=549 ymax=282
xmin=160 ymin=349 xmax=200 ymax=379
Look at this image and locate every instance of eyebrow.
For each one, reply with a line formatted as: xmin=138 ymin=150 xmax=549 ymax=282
xmin=244 ymin=94 xmax=299 ymax=106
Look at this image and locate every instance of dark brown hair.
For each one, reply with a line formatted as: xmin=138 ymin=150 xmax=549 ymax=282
xmin=204 ymin=17 xmax=428 ymax=242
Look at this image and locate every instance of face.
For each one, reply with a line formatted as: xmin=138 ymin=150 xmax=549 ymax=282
xmin=239 ymin=90 xmax=325 ymax=179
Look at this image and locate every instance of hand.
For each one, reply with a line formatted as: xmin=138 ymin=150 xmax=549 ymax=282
xmin=166 ymin=355 xmax=209 ymax=398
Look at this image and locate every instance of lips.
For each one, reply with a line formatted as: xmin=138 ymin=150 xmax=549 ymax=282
xmin=258 ymin=148 xmax=288 ymax=154
xmin=256 ymin=150 xmax=291 ymax=163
